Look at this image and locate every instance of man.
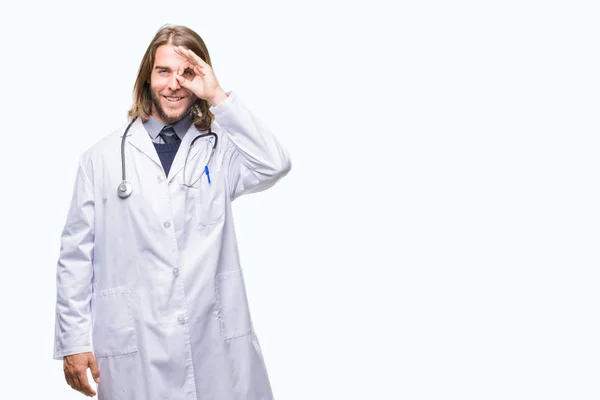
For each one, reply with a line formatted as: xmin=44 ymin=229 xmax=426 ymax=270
xmin=53 ymin=24 xmax=291 ymax=400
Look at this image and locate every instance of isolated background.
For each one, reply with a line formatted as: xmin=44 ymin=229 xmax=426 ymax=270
xmin=0 ymin=0 xmax=598 ymax=399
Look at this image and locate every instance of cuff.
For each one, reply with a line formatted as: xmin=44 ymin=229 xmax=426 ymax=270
xmin=209 ymin=91 xmax=234 ymax=110
xmin=53 ymin=345 xmax=93 ymax=360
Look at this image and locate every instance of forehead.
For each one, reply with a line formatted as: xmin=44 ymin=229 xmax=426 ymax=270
xmin=153 ymin=44 xmax=187 ymax=68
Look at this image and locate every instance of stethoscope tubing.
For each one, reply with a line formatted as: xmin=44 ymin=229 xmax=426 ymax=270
xmin=117 ymin=118 xmax=217 ymax=199
xmin=121 ymin=118 xmax=137 ymax=181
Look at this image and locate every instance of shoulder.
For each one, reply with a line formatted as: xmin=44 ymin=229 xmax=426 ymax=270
xmin=78 ymin=123 xmax=130 ymax=172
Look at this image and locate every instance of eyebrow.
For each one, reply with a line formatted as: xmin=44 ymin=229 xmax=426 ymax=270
xmin=155 ymin=65 xmax=193 ymax=72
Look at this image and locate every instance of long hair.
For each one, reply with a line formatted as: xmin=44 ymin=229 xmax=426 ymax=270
xmin=128 ymin=25 xmax=214 ymax=131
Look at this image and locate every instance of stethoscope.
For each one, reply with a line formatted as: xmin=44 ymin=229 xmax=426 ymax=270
xmin=117 ymin=117 xmax=218 ymax=199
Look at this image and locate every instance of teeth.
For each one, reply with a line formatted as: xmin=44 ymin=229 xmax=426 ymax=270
xmin=166 ymin=97 xmax=182 ymax=101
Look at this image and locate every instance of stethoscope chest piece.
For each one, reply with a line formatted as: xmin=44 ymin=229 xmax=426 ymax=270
xmin=117 ymin=180 xmax=133 ymax=199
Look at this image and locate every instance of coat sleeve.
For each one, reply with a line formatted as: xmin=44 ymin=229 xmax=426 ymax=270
xmin=53 ymin=158 xmax=95 ymax=359
xmin=212 ymin=91 xmax=292 ymax=200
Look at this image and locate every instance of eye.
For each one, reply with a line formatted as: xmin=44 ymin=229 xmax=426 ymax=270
xmin=158 ymin=69 xmax=170 ymax=76
xmin=183 ymin=69 xmax=194 ymax=77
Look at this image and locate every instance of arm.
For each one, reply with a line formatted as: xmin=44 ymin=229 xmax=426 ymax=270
xmin=53 ymin=159 xmax=100 ymax=396
xmin=172 ymin=46 xmax=291 ymax=200
xmin=212 ymin=92 xmax=292 ymax=200
xmin=54 ymin=160 xmax=94 ymax=359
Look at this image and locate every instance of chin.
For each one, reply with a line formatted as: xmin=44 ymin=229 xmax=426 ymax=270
xmin=162 ymin=109 xmax=184 ymax=121
xmin=166 ymin=103 xmax=190 ymax=114
xmin=166 ymin=108 xmax=184 ymax=117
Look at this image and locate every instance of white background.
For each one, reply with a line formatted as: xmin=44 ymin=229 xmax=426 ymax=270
xmin=0 ymin=0 xmax=598 ymax=399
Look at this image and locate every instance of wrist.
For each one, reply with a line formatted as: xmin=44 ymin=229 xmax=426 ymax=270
xmin=207 ymin=90 xmax=228 ymax=107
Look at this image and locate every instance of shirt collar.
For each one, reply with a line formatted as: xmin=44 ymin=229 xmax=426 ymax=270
xmin=143 ymin=112 xmax=194 ymax=141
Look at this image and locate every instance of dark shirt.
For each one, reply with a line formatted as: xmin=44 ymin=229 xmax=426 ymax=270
xmin=153 ymin=141 xmax=181 ymax=177
xmin=143 ymin=113 xmax=194 ymax=175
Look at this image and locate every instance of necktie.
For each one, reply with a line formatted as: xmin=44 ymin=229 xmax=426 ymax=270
xmin=159 ymin=126 xmax=180 ymax=144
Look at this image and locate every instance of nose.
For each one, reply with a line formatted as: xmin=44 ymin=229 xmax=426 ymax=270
xmin=167 ymin=74 xmax=181 ymax=91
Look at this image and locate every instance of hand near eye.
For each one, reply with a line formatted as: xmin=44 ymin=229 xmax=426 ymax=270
xmin=174 ymin=46 xmax=228 ymax=107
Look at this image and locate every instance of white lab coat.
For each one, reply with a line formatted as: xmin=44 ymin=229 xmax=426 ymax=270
xmin=53 ymin=91 xmax=291 ymax=400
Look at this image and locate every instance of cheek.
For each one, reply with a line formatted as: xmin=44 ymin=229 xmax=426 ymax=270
xmin=150 ymin=77 xmax=167 ymax=94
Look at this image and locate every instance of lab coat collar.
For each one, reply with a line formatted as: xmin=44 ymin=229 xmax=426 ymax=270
xmin=144 ymin=113 xmax=194 ymax=142
xmin=125 ymin=118 xmax=162 ymax=168
xmin=124 ymin=118 xmax=211 ymax=182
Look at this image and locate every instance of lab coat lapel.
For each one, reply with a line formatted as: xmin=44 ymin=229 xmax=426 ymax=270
xmin=126 ymin=118 xmax=162 ymax=169
xmin=168 ymin=126 xmax=210 ymax=183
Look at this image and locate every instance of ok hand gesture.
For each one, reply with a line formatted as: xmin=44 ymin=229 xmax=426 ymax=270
xmin=174 ymin=46 xmax=228 ymax=107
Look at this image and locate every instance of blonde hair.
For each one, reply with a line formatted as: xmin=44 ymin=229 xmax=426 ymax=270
xmin=128 ymin=24 xmax=214 ymax=131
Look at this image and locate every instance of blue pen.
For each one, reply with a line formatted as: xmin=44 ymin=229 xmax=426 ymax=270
xmin=205 ymin=165 xmax=211 ymax=184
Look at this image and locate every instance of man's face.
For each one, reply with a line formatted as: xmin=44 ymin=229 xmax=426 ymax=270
xmin=149 ymin=44 xmax=197 ymax=124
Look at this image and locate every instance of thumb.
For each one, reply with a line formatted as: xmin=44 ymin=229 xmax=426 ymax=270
xmin=175 ymin=74 xmax=192 ymax=90
xmin=89 ymin=355 xmax=100 ymax=384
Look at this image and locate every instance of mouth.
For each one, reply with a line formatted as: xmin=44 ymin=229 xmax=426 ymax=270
xmin=164 ymin=96 xmax=185 ymax=103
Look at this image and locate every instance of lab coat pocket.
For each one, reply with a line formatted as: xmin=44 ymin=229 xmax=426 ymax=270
xmin=194 ymin=176 xmax=225 ymax=227
xmin=92 ymin=286 xmax=138 ymax=358
xmin=215 ymin=269 xmax=253 ymax=340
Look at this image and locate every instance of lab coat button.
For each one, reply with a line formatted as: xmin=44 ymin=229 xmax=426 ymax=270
xmin=173 ymin=267 xmax=180 ymax=276
xmin=163 ymin=221 xmax=171 ymax=229
xmin=177 ymin=314 xmax=186 ymax=324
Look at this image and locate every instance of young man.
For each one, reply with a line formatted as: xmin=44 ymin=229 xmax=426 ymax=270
xmin=53 ymin=24 xmax=291 ymax=399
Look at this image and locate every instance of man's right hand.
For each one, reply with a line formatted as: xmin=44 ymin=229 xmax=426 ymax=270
xmin=63 ymin=352 xmax=100 ymax=397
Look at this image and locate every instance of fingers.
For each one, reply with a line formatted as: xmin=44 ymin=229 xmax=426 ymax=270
xmin=77 ymin=369 xmax=97 ymax=397
xmin=178 ymin=60 xmax=192 ymax=77
xmin=63 ymin=352 xmax=98 ymax=397
xmin=174 ymin=46 xmax=209 ymax=69
xmin=193 ymin=65 xmax=205 ymax=77
xmin=175 ymin=74 xmax=192 ymax=89
xmin=177 ymin=60 xmax=205 ymax=81
xmin=65 ymin=365 xmax=96 ymax=397
xmin=89 ymin=356 xmax=101 ymax=384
